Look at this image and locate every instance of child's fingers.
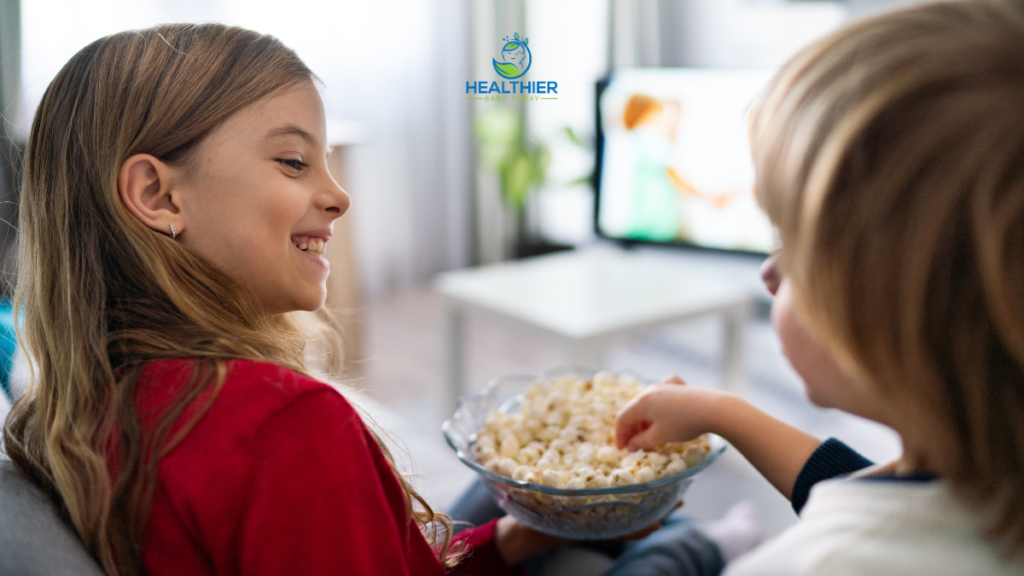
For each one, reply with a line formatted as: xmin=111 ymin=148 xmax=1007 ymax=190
xmin=626 ymin=424 xmax=663 ymax=451
xmin=613 ymin=420 xmax=630 ymax=450
xmin=615 ymin=380 xmax=685 ymax=449
xmin=614 ymin=395 xmax=647 ymax=449
xmin=614 ymin=416 xmax=648 ymax=450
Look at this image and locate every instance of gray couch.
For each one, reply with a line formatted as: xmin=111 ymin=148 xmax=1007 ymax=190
xmin=0 ymin=459 xmax=105 ymax=575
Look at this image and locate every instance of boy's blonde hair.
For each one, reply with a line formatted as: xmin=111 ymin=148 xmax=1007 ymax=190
xmin=751 ymin=0 xmax=1024 ymax=553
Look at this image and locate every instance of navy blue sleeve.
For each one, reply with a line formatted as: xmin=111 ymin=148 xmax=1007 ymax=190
xmin=791 ymin=438 xmax=873 ymax=515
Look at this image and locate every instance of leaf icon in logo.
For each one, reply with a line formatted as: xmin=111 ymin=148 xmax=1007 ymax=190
xmin=493 ymin=60 xmax=521 ymax=79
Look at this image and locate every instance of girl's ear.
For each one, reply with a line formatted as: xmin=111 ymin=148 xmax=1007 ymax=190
xmin=117 ymin=154 xmax=184 ymax=238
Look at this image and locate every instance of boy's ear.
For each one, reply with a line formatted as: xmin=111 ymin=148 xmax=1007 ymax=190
xmin=760 ymin=252 xmax=782 ymax=296
xmin=117 ymin=153 xmax=184 ymax=237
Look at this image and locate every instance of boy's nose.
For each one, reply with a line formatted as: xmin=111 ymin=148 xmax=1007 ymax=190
xmin=760 ymin=253 xmax=781 ymax=296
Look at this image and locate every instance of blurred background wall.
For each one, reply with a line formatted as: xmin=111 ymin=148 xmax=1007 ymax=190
xmin=3 ymin=0 xmax=924 ymax=300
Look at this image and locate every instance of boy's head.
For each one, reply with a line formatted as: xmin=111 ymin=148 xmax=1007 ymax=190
xmin=751 ymin=0 xmax=1024 ymax=551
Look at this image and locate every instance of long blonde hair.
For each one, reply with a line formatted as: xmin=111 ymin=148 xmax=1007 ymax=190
xmin=750 ymin=0 xmax=1024 ymax=554
xmin=2 ymin=24 xmax=458 ymax=574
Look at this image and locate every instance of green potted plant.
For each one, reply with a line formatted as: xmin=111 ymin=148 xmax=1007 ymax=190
xmin=473 ymin=106 xmax=558 ymax=258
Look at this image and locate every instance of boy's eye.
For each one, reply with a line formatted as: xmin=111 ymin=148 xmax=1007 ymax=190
xmin=278 ymin=159 xmax=308 ymax=171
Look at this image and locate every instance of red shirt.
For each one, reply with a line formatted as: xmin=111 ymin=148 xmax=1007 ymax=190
xmin=132 ymin=358 xmax=512 ymax=576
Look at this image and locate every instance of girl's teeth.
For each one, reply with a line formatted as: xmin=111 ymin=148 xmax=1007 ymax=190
xmin=293 ymin=236 xmax=327 ymax=256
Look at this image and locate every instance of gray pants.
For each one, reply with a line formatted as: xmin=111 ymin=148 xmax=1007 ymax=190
xmin=449 ymin=479 xmax=725 ymax=576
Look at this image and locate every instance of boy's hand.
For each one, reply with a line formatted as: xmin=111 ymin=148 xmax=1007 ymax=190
xmin=615 ymin=373 xmax=824 ymax=501
xmin=614 ymin=375 xmax=730 ymax=451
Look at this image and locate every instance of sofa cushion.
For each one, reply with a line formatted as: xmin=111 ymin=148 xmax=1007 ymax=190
xmin=0 ymin=460 xmax=105 ymax=575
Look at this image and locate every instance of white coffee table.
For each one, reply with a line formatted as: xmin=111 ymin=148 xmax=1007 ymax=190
xmin=435 ymin=246 xmax=754 ymax=410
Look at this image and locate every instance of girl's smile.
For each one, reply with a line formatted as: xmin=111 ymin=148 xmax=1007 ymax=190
xmin=166 ymin=81 xmax=350 ymax=315
xmin=291 ymin=229 xmax=331 ymax=268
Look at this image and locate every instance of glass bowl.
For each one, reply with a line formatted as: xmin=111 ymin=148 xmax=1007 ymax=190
xmin=442 ymin=366 xmax=727 ymax=539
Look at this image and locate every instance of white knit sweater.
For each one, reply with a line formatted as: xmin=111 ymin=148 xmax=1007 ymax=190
xmin=725 ymin=473 xmax=1024 ymax=575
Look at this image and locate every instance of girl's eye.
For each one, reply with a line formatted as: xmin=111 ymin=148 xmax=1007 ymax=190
xmin=278 ymin=159 xmax=309 ymax=171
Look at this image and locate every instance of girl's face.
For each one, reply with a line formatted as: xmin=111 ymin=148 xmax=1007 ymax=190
xmin=174 ymin=81 xmax=349 ymax=315
xmin=761 ymin=254 xmax=886 ymax=423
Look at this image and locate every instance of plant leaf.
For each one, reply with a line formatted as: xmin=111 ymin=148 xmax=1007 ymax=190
xmin=493 ymin=60 xmax=520 ymax=78
xmin=569 ymin=173 xmax=594 ymax=188
xmin=505 ymin=153 xmax=533 ymax=210
xmin=563 ymin=126 xmax=581 ymax=146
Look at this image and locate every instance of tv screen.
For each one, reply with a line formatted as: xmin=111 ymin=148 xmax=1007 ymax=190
xmin=595 ymin=68 xmax=777 ymax=255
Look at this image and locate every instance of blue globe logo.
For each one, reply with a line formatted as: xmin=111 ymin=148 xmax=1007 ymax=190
xmin=493 ymin=33 xmax=532 ymax=79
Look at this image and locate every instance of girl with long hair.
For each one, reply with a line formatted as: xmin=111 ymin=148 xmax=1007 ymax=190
xmin=1 ymin=23 xmax=574 ymax=575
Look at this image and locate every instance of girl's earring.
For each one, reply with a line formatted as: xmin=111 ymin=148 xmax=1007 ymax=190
xmin=170 ymin=223 xmax=178 ymax=239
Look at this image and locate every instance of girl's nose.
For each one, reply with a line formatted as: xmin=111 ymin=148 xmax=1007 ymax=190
xmin=760 ymin=252 xmax=781 ymax=296
xmin=322 ymin=175 xmax=350 ymax=219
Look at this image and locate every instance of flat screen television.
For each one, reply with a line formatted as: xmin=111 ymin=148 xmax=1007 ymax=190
xmin=595 ymin=68 xmax=777 ymax=255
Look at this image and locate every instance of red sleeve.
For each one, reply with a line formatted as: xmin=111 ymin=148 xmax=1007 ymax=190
xmin=448 ymin=519 xmax=521 ymax=576
xmin=237 ymin=389 xmax=439 ymax=576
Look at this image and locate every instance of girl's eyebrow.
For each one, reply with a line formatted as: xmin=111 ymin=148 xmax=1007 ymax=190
xmin=266 ymin=124 xmax=317 ymax=146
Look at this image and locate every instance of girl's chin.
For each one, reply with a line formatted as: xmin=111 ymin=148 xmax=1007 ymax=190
xmin=269 ymin=288 xmax=328 ymax=316
xmin=295 ymin=288 xmax=328 ymax=312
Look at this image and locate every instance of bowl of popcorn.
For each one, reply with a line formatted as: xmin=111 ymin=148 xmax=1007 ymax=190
xmin=442 ymin=367 xmax=727 ymax=539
